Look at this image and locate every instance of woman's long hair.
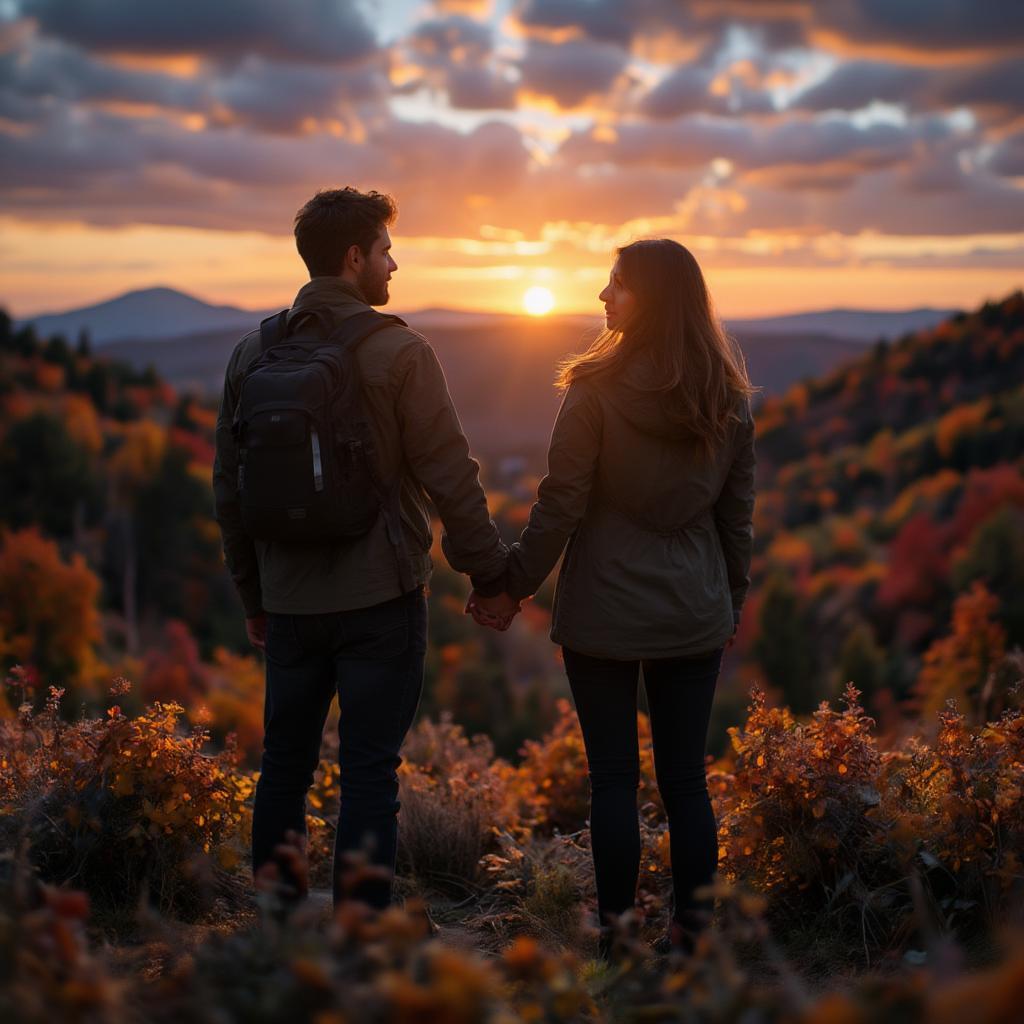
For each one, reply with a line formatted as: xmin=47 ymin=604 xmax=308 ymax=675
xmin=557 ymin=238 xmax=757 ymax=459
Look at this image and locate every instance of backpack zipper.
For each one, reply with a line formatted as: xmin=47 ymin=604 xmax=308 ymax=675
xmin=311 ymin=428 xmax=324 ymax=491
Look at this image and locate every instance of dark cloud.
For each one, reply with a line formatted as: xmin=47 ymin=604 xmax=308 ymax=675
xmin=517 ymin=37 xmax=628 ymax=107
xmin=0 ymin=26 xmax=390 ymax=135
xmin=812 ymin=0 xmax=1024 ymax=54
xmin=0 ymin=34 xmax=207 ymax=116
xmin=792 ymin=60 xmax=928 ymax=111
xmin=407 ymin=14 xmax=493 ymax=64
xmin=641 ymin=64 xmax=776 ymax=119
xmin=402 ymin=14 xmax=516 ymax=110
xmin=445 ymin=65 xmax=517 ymax=109
xmin=17 ymin=0 xmax=379 ymax=63
xmin=515 ymin=0 xmax=635 ymax=46
xmin=560 ymin=111 xmax=955 ymax=182
xmin=987 ymin=131 xmax=1024 ymax=178
xmin=209 ymin=56 xmax=389 ymax=134
xmin=792 ymin=56 xmax=1024 ymax=122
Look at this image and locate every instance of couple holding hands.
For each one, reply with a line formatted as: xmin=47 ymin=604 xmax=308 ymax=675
xmin=213 ymin=186 xmax=756 ymax=960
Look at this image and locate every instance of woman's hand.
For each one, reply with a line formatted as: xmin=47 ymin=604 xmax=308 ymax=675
xmin=465 ymin=590 xmax=521 ymax=631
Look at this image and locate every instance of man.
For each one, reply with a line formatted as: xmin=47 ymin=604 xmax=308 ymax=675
xmin=213 ymin=186 xmax=512 ymax=909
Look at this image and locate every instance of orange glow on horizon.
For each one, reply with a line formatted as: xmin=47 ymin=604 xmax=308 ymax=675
xmin=2 ymin=218 xmax=1021 ymax=323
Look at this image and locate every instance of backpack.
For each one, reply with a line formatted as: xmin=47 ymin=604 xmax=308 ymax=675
xmin=232 ymin=306 xmax=406 ymax=546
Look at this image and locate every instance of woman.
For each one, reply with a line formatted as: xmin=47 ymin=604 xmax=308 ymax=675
xmin=472 ymin=239 xmax=757 ymax=957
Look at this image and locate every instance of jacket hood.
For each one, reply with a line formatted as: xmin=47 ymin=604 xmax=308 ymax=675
xmin=600 ymin=351 xmax=698 ymax=441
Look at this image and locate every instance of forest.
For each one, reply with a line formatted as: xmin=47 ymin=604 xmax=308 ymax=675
xmin=1 ymin=295 xmax=1022 ymax=1021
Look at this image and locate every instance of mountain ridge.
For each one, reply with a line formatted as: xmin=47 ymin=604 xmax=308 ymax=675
xmin=13 ymin=285 xmax=958 ymax=346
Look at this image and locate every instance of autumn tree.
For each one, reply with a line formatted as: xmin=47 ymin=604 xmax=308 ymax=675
xmin=0 ymin=527 xmax=102 ymax=692
xmin=916 ymin=582 xmax=1007 ymax=722
xmin=952 ymin=504 xmax=1024 ymax=646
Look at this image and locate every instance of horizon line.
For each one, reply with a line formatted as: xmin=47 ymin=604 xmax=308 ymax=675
xmin=4 ymin=281 xmax=981 ymax=325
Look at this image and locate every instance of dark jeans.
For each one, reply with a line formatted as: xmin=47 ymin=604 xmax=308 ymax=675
xmin=252 ymin=587 xmax=427 ymax=909
xmin=563 ymin=646 xmax=723 ymax=928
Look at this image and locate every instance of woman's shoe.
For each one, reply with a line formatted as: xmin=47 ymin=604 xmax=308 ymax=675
xmin=654 ymin=908 xmax=711 ymax=957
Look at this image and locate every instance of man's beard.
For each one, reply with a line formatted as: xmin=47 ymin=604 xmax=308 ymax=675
xmin=357 ymin=264 xmax=389 ymax=306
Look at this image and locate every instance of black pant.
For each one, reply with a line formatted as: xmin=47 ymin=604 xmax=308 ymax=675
xmin=252 ymin=588 xmax=427 ymax=909
xmin=563 ymin=646 xmax=722 ymax=927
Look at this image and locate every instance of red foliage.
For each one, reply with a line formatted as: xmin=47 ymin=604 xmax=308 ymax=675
xmin=877 ymin=514 xmax=951 ymax=609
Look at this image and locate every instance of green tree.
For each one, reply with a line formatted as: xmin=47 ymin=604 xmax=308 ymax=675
xmin=952 ymin=504 xmax=1024 ymax=646
xmin=0 ymin=413 xmax=100 ymax=537
xmin=837 ymin=620 xmax=886 ymax=704
xmin=753 ymin=573 xmax=818 ymax=714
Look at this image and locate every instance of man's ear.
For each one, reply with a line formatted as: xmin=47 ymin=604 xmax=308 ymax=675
xmin=342 ymin=243 xmax=363 ymax=275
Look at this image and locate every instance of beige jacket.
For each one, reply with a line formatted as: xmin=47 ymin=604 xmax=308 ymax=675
xmin=213 ymin=277 xmax=507 ymax=615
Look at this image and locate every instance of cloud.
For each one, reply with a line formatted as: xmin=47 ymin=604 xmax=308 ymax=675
xmin=0 ymin=25 xmax=391 ymax=135
xmin=810 ymin=0 xmax=1024 ymax=56
xmin=0 ymin=96 xmax=533 ymax=236
xmin=0 ymin=33 xmax=207 ymax=119
xmin=517 ymin=37 xmax=628 ymax=107
xmin=514 ymin=0 xmax=635 ymax=46
xmin=792 ymin=56 xmax=1024 ymax=122
xmin=401 ymin=13 xmax=516 ymax=110
xmin=559 ymin=111 xmax=961 ymax=187
xmin=987 ymin=130 xmax=1024 ymax=178
xmin=17 ymin=0 xmax=379 ymax=63
xmin=640 ymin=63 xmax=777 ymax=118
xmin=209 ymin=56 xmax=389 ymax=134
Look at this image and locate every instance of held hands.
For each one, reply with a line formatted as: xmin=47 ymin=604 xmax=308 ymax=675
xmin=465 ymin=590 xmax=521 ymax=631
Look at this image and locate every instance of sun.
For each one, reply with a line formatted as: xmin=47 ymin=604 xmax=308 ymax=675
xmin=523 ymin=285 xmax=555 ymax=316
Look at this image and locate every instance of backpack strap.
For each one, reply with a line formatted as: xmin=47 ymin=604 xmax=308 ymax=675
xmin=259 ymin=309 xmax=290 ymax=353
xmin=324 ymin=309 xmax=416 ymax=593
xmin=325 ymin=310 xmax=407 ymax=353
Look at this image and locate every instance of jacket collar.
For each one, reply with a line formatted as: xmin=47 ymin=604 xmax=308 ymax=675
xmin=290 ymin=276 xmax=370 ymax=315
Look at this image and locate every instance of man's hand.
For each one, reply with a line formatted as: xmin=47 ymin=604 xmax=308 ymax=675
xmin=465 ymin=590 xmax=520 ymax=631
xmin=246 ymin=612 xmax=267 ymax=651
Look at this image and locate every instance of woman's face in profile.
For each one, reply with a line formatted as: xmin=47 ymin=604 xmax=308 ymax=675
xmin=598 ymin=259 xmax=637 ymax=331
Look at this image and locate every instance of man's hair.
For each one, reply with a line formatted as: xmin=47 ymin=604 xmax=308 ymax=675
xmin=293 ymin=187 xmax=397 ymax=277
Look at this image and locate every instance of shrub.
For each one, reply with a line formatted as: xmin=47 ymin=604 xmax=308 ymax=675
xmin=0 ymin=675 xmax=252 ymax=918
xmin=715 ymin=683 xmax=894 ymax=924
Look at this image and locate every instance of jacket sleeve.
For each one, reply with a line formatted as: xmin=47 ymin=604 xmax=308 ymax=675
xmin=714 ymin=405 xmax=756 ymax=626
xmin=392 ymin=340 xmax=507 ymax=593
xmin=505 ymin=382 xmax=602 ymax=600
xmin=212 ymin=346 xmax=263 ymax=617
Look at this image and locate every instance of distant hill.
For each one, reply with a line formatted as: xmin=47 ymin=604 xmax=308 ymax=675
xmin=727 ymin=307 xmax=957 ymax=341
xmin=15 ymin=287 xmax=278 ymax=345
xmin=16 ymin=285 xmax=955 ymax=346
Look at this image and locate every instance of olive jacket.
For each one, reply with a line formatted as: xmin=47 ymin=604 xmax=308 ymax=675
xmin=505 ymin=356 xmax=756 ymax=660
xmin=213 ymin=277 xmax=507 ymax=616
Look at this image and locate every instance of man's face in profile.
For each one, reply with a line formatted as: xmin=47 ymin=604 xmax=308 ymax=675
xmin=358 ymin=228 xmax=398 ymax=306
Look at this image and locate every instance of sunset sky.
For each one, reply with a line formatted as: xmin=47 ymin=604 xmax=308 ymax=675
xmin=2 ymin=0 xmax=1024 ymax=318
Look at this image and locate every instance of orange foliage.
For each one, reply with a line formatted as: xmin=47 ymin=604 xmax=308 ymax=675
xmin=204 ymin=647 xmax=265 ymax=765
xmin=108 ymin=419 xmax=166 ymax=495
xmin=935 ymin=399 xmax=990 ymax=459
xmin=33 ymin=361 xmax=65 ymax=392
xmin=0 ymin=527 xmax=101 ymax=689
xmin=0 ymin=681 xmax=253 ymax=911
xmin=916 ymin=583 xmax=1007 ymax=720
xmin=59 ymin=394 xmax=103 ymax=456
xmin=714 ymin=684 xmax=884 ymax=900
